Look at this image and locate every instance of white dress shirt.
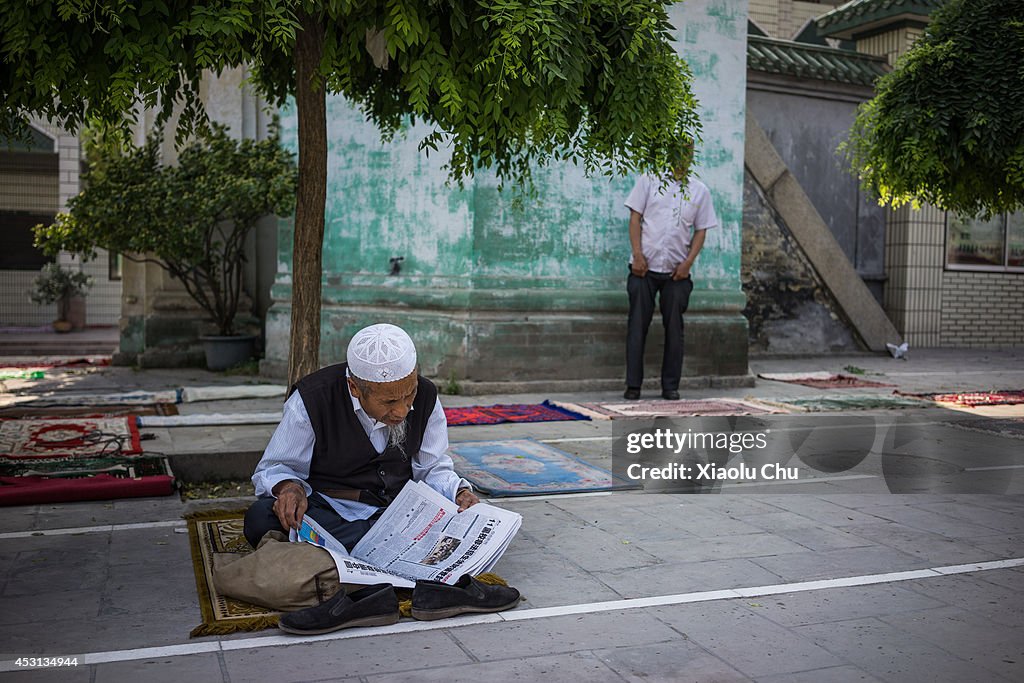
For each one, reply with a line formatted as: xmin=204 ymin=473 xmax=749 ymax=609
xmin=252 ymin=388 xmax=471 ymax=521
xmin=625 ymin=174 xmax=718 ymax=273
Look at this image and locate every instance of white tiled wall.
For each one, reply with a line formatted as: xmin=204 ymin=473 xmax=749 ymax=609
xmin=0 ymin=123 xmax=122 ymax=327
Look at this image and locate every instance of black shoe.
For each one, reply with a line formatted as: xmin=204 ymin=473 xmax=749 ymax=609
xmin=278 ymin=583 xmax=399 ymax=635
xmin=623 ymin=387 xmax=641 ymax=400
xmin=661 ymin=389 xmax=680 ymax=400
xmin=412 ymin=574 xmax=521 ymax=621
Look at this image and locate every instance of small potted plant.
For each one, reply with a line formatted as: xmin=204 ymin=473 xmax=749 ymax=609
xmin=29 ymin=263 xmax=93 ymax=332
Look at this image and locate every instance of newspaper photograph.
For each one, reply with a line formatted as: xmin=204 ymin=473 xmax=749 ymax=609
xmin=290 ymin=480 xmax=522 ymax=586
xmin=290 ymin=515 xmax=416 ymax=588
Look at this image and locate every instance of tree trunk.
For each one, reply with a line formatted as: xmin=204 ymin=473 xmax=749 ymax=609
xmin=288 ymin=11 xmax=327 ymax=386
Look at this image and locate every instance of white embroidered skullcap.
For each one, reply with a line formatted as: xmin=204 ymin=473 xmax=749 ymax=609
xmin=347 ymin=323 xmax=417 ymax=382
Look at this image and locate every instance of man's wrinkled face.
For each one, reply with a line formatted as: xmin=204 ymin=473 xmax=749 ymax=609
xmin=348 ymin=372 xmax=418 ymax=426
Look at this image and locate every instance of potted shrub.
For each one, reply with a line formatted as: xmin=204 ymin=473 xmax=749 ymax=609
xmin=35 ymin=123 xmax=297 ymax=369
xmin=29 ymin=263 xmax=93 ymax=332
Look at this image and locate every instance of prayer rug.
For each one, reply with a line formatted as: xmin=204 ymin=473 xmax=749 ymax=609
xmin=0 ymin=455 xmax=175 ymax=505
xmin=0 ymin=389 xmax=180 ymax=408
xmin=186 ymin=509 xmax=279 ymax=636
xmin=0 ymin=417 xmax=142 ymax=459
xmin=548 ymin=398 xmax=784 ymax=420
xmin=756 ymin=395 xmax=929 ymax=412
xmin=447 ymin=438 xmax=638 ymax=496
xmin=758 ymin=372 xmax=895 ymax=389
xmin=444 ymin=401 xmax=589 ymax=427
xmin=186 ymin=510 xmax=515 ymax=636
xmin=897 ymin=390 xmax=1024 ymax=408
xmin=0 ymin=403 xmax=178 ymax=419
xmin=0 ymin=416 xmax=171 ymax=504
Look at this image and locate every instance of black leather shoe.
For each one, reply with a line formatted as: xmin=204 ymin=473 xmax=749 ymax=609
xmin=661 ymin=389 xmax=680 ymax=400
xmin=623 ymin=387 xmax=641 ymax=400
xmin=412 ymin=574 xmax=521 ymax=621
xmin=278 ymin=583 xmax=399 ymax=635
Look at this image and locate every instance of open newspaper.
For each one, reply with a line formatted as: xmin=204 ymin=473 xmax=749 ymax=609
xmin=289 ymin=480 xmax=522 ymax=588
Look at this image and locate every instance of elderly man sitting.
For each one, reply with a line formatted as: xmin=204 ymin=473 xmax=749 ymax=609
xmin=244 ymin=323 xmax=480 ymax=550
xmin=244 ymin=323 xmax=519 ymax=634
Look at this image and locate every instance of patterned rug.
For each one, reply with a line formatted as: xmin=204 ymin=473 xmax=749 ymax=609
xmin=0 ymin=389 xmax=180 ymax=408
xmin=757 ymin=395 xmax=929 ymax=412
xmin=898 ymin=390 xmax=1024 ymax=408
xmin=0 ymin=456 xmax=174 ymax=505
xmin=186 ymin=510 xmax=277 ymax=637
xmin=0 ymin=417 xmax=142 ymax=459
xmin=444 ymin=401 xmax=589 ymax=427
xmin=0 ymin=417 xmax=173 ymax=505
xmin=448 ymin=438 xmax=638 ymax=495
xmin=186 ymin=511 xmax=514 ymax=637
xmin=758 ymin=372 xmax=895 ymax=389
xmin=0 ymin=403 xmax=178 ymax=419
xmin=549 ymin=398 xmax=783 ymax=420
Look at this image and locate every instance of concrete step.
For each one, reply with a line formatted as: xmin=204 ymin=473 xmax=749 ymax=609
xmin=0 ymin=327 xmax=119 ymax=357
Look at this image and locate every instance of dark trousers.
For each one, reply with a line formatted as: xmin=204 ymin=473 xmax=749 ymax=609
xmin=626 ymin=270 xmax=694 ymax=391
xmin=243 ymin=493 xmax=379 ymax=551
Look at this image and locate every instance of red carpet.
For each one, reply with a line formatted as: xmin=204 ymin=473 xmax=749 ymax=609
xmin=758 ymin=373 xmax=895 ymax=389
xmin=899 ymin=390 xmax=1024 ymax=407
xmin=0 ymin=457 xmax=175 ymax=506
xmin=444 ymin=401 xmax=589 ymax=427
xmin=0 ymin=417 xmax=174 ymax=505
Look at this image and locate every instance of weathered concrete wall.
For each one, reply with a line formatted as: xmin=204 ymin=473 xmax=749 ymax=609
xmin=742 ymin=169 xmax=859 ymax=353
xmin=264 ymin=0 xmax=751 ymax=386
xmin=747 ymin=78 xmax=886 ymax=303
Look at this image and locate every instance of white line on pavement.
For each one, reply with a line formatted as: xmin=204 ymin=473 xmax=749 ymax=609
xmin=964 ymin=465 xmax=1024 ymax=471
xmin=3 ymin=556 xmax=1021 ymax=672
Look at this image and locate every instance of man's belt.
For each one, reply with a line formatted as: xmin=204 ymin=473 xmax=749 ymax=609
xmin=318 ymin=488 xmax=363 ymax=501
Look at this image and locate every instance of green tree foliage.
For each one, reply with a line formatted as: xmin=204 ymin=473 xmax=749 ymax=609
xmin=846 ymin=0 xmax=1024 ymax=216
xmin=2 ymin=0 xmax=700 ymax=380
xmin=35 ymin=125 xmax=298 ymax=335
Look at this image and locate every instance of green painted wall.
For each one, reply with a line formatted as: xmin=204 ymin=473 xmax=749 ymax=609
xmin=265 ymin=0 xmax=750 ymax=385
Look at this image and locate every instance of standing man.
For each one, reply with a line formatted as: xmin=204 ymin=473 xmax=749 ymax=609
xmin=624 ymin=140 xmax=718 ymax=400
xmin=243 ymin=323 xmax=479 ymax=550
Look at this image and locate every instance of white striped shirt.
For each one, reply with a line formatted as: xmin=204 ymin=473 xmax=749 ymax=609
xmin=252 ymin=388 xmax=470 ymax=521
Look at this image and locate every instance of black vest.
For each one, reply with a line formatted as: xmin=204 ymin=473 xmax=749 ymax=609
xmin=293 ymin=363 xmax=437 ymax=507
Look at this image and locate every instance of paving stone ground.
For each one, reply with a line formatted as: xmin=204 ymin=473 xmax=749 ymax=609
xmin=0 ymin=348 xmax=1022 ymax=682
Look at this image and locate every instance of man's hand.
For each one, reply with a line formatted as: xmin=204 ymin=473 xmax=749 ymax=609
xmin=631 ymin=253 xmax=649 ymax=277
xmin=272 ymin=480 xmax=308 ymax=531
xmin=671 ymin=261 xmax=692 ymax=281
xmin=456 ymin=488 xmax=480 ymax=512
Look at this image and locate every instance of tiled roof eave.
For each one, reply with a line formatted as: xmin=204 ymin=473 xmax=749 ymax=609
xmin=816 ymin=0 xmax=942 ymax=37
xmin=746 ymin=36 xmax=890 ymax=88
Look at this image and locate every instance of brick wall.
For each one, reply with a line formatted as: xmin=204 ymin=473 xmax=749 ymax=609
xmin=941 ymin=272 xmax=1024 ymax=347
